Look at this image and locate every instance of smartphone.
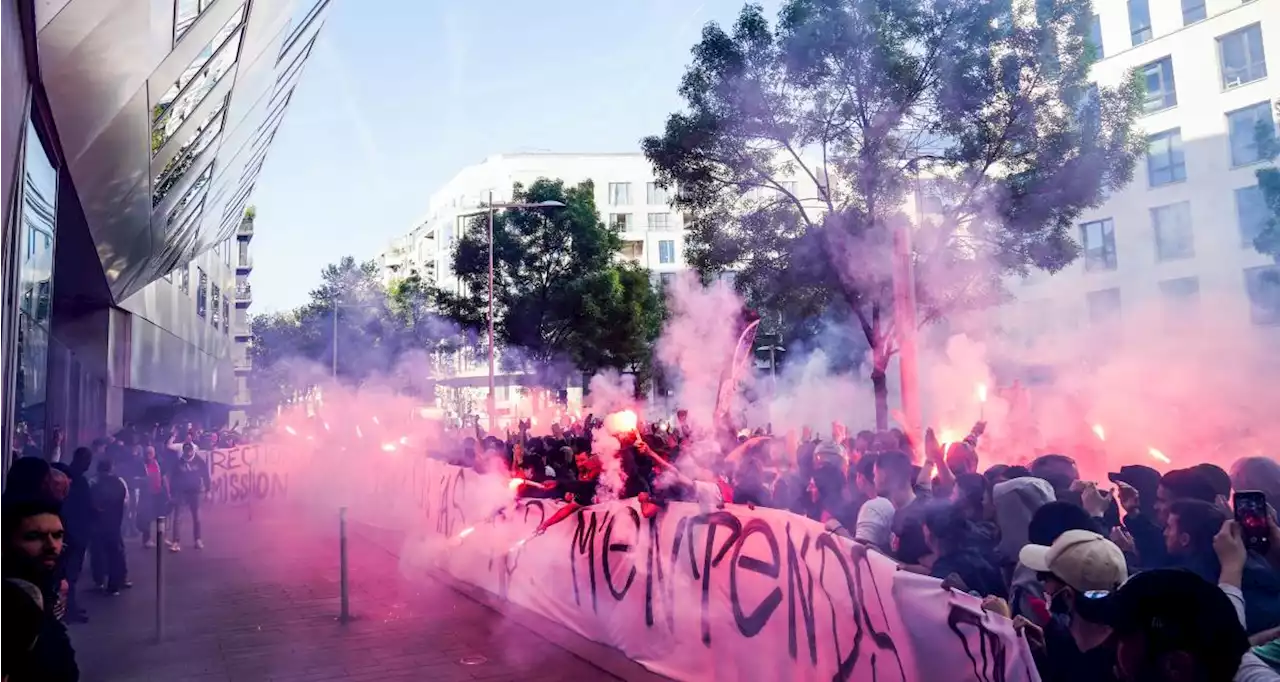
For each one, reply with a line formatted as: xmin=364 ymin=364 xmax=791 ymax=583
xmin=1234 ymin=491 xmax=1271 ymax=555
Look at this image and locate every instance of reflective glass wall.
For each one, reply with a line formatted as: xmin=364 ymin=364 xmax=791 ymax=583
xmin=12 ymin=118 xmax=58 ymax=454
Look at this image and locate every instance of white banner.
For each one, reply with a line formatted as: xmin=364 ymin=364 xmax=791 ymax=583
xmin=316 ymin=456 xmax=1040 ymax=682
xmin=207 ymin=445 xmax=290 ymax=505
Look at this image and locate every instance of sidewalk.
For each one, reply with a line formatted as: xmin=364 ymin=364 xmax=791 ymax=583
xmin=67 ymin=502 xmax=655 ymax=682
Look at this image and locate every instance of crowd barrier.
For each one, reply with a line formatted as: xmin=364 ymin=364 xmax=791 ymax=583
xmin=210 ymin=445 xmax=1040 ymax=682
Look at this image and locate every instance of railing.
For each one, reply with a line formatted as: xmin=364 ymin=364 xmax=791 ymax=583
xmin=235 ymin=282 xmax=252 ymax=302
xmin=237 ymin=219 xmax=254 ymax=237
xmin=236 ymin=253 xmax=253 ymax=269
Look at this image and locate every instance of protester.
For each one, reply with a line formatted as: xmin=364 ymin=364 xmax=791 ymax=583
xmin=53 ymin=448 xmax=96 ymax=624
xmin=1018 ymin=529 xmax=1128 ymax=681
xmin=88 ymin=459 xmax=130 ymax=595
xmin=1 ymin=501 xmax=80 ymax=681
xmin=164 ymin=441 xmax=210 ymax=552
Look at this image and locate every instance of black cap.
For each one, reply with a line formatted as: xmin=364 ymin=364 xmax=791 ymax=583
xmin=1107 ymin=569 xmax=1248 ymax=678
xmin=1107 ymin=465 xmax=1161 ymax=497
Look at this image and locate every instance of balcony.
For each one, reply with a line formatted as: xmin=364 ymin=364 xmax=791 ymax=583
xmin=235 ymin=282 xmax=252 ymax=304
xmin=236 ymin=253 xmax=253 ymax=271
xmin=234 ymin=356 xmax=252 ymax=372
xmin=237 ymin=218 xmax=254 ymax=238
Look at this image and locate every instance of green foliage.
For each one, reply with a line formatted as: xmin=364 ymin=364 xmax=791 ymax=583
xmin=1254 ymin=103 xmax=1280 ymax=261
xmin=431 ymin=178 xmax=665 ymax=387
xmin=643 ymin=0 xmax=1144 ymax=426
xmin=249 ymin=257 xmax=469 ymax=406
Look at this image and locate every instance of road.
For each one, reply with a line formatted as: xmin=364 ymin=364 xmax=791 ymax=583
xmin=67 ymin=501 xmax=663 ymax=682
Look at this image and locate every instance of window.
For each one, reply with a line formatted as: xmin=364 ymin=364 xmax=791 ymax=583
xmin=659 ymin=272 xmax=676 ymax=288
xmin=1159 ymin=276 xmax=1200 ymax=301
xmin=610 ymin=213 xmax=631 ymax=231
xmin=238 ymin=240 xmax=250 ymax=266
xmin=1089 ymin=14 xmax=1105 ymax=59
xmin=1152 ymin=202 xmax=1195 ymax=261
xmin=658 ymin=240 xmax=676 ymax=264
xmin=1081 ymin=218 xmax=1117 ymax=272
xmin=173 ymin=0 xmax=216 ymax=45
xmin=1128 ymin=0 xmax=1152 ymax=45
xmin=179 ymin=265 xmax=190 ymax=294
xmin=620 ymin=240 xmax=644 ymax=260
xmin=779 ymin=180 xmax=799 ymax=196
xmin=1087 ymin=288 xmax=1122 ymax=324
xmin=153 ymin=95 xmax=228 ymax=205
xmin=197 ymin=268 xmax=208 ymax=317
xmin=154 ymin=5 xmax=247 ymax=155
xmin=1227 ymin=102 xmax=1276 ymax=166
xmin=1235 ymin=185 xmax=1270 ymax=247
xmin=223 ymin=297 xmax=230 ymax=335
xmin=1244 ymin=266 xmax=1280 ymax=325
xmin=211 ymin=284 xmax=221 ymax=329
xmin=1146 ymin=129 xmax=1186 ymax=186
xmin=1140 ymin=58 xmax=1177 ymax=114
xmin=646 ymin=182 xmax=671 ymax=205
xmin=223 ymin=239 xmax=232 ymax=266
xmin=1181 ymin=0 xmax=1205 ymax=25
xmin=1218 ymin=24 xmax=1267 ymax=90
xmin=608 ymin=182 xmax=631 ymax=205
xmin=647 ymin=213 xmax=672 ymax=231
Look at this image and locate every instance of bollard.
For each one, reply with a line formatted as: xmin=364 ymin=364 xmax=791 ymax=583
xmin=154 ymin=516 xmax=166 ymax=642
xmin=338 ymin=506 xmax=350 ymax=623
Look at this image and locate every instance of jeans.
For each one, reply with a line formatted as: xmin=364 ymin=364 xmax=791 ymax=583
xmin=90 ymin=525 xmax=128 ymax=589
xmin=170 ymin=492 xmax=202 ymax=543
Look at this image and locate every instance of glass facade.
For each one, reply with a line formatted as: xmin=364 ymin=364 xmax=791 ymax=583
xmin=13 ymin=118 xmax=59 ymax=442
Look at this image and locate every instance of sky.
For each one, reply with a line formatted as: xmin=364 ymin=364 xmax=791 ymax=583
xmin=250 ymin=0 xmax=780 ymax=313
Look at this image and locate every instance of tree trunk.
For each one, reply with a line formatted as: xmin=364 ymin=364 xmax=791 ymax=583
xmin=871 ymin=366 xmax=889 ymax=431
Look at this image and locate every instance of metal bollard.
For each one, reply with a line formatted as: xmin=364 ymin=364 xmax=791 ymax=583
xmin=338 ymin=506 xmax=350 ymax=623
xmin=154 ymin=516 xmax=166 ymax=642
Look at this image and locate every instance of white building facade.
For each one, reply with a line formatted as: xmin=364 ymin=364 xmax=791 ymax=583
xmin=378 ymin=153 xmax=694 ymax=291
xmin=1005 ymin=0 xmax=1278 ymax=338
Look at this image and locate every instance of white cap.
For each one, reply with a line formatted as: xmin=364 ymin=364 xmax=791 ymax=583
xmin=1018 ymin=529 xmax=1127 ymax=593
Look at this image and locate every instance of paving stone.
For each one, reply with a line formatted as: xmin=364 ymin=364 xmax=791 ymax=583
xmin=68 ymin=504 xmax=633 ymax=681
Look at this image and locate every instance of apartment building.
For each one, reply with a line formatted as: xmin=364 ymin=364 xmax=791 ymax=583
xmin=1005 ymin=0 xmax=1279 ymax=341
xmin=376 ymin=153 xmax=696 ymax=292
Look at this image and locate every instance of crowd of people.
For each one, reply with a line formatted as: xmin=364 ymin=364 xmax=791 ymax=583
xmin=431 ymin=410 xmax=1280 ymax=682
xmin=2 ymin=420 xmax=252 ymax=682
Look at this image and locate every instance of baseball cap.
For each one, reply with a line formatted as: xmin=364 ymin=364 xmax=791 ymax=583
xmin=1017 ymin=529 xmax=1127 ymax=592
xmin=1106 ymin=569 xmax=1248 ymax=677
xmin=1107 ymin=464 xmax=1161 ymax=497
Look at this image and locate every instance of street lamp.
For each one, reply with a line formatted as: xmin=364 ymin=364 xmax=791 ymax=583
xmin=459 ymin=192 xmax=565 ymax=433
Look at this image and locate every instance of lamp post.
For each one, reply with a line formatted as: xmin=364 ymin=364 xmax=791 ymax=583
xmin=459 ymin=193 xmax=564 ymax=433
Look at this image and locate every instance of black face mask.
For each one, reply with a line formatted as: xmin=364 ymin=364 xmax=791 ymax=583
xmin=1049 ymin=588 xmax=1073 ymax=616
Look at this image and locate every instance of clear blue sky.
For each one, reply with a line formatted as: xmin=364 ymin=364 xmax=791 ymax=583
xmin=250 ymin=0 xmax=777 ymax=313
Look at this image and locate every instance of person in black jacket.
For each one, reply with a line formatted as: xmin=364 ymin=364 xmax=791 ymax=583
xmin=52 ymin=447 xmax=96 ymax=623
xmin=2 ymin=501 xmax=80 ymax=682
xmin=165 ymin=442 xmax=210 ymax=552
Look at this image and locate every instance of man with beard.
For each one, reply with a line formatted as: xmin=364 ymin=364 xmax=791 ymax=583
xmin=2 ymin=501 xmax=79 ymax=681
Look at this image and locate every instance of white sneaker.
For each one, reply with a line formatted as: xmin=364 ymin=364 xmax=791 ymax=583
xmin=143 ymin=539 xmax=155 ymax=549
xmin=169 ymin=542 xmax=181 ymax=552
xmin=194 ymin=539 xmax=204 ymax=550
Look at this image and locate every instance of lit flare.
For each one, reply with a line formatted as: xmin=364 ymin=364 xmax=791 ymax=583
xmin=381 ymin=443 xmax=397 ymax=453
xmin=1092 ymin=424 xmax=1106 ymax=441
xmin=1147 ymin=447 xmax=1171 ymax=464
xmin=284 ymin=425 xmax=297 ymax=436
xmin=604 ymin=409 xmax=638 ymax=435
xmin=975 ymin=383 xmax=988 ymax=403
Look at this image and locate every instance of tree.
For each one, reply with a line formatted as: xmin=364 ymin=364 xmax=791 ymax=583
xmin=1254 ymin=103 xmax=1280 ymax=260
xmin=643 ymin=0 xmax=1144 ymax=427
xmin=431 ymin=178 xmax=665 ymax=389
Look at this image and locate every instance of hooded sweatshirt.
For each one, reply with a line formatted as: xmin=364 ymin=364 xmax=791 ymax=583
xmin=993 ymin=477 xmax=1056 ymax=622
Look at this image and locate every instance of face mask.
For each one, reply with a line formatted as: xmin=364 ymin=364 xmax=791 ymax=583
xmin=1048 ymin=587 xmax=1073 ymax=616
